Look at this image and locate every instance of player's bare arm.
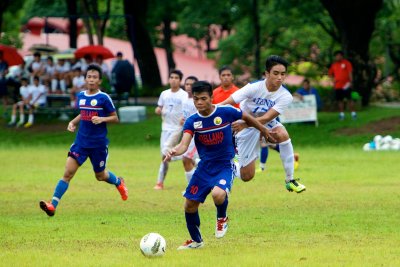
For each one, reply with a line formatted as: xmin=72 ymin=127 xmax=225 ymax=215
xmin=242 ymin=112 xmax=276 ymax=143
xmin=164 ymin=132 xmax=192 ymax=162
xmin=256 ymin=108 xmax=280 ymax=125
xmin=91 ymin=111 xmax=119 ymax=125
xmin=218 ymin=96 xmax=236 ymax=106
xmin=67 ymin=114 xmax=81 ymax=132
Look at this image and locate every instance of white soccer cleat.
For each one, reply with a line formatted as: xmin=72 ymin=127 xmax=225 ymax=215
xmin=177 ymin=240 xmax=204 ymax=250
xmin=215 ymin=217 xmax=229 ymax=238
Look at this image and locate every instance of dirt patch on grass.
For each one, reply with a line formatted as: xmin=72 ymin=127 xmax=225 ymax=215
xmin=336 ymin=116 xmax=400 ymax=136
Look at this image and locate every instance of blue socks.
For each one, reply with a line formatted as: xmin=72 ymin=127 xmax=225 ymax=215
xmin=51 ymin=179 xmax=69 ymax=208
xmin=260 ymin=146 xmax=269 ymax=164
xmin=106 ymin=171 xmax=121 ymax=186
xmin=185 ymin=211 xmax=202 ymax=243
xmin=216 ymin=197 xmax=228 ymax=218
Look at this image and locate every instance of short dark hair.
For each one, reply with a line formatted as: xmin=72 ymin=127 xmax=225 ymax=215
xmin=85 ymin=64 xmax=103 ymax=79
xmin=33 ymin=52 xmax=41 ymax=57
xmin=192 ymin=81 xmax=213 ymax=96
xmin=116 ymin=52 xmax=123 ymax=57
xmin=334 ymin=50 xmax=344 ymax=56
xmin=185 ymin=76 xmax=198 ymax=83
xmin=21 ymin=77 xmax=29 ymax=82
xmin=33 ymin=76 xmax=40 ymax=81
xmin=218 ymin=65 xmax=232 ymax=75
xmin=169 ymin=69 xmax=183 ymax=80
xmin=303 ymin=78 xmax=310 ymax=84
xmin=265 ymin=55 xmax=289 ymax=72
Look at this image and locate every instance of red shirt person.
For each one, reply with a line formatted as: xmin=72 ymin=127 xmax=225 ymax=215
xmin=328 ymin=50 xmax=356 ymax=120
xmin=212 ymin=66 xmax=240 ymax=108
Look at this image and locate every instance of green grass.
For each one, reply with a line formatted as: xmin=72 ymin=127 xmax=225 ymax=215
xmin=1 ymin=106 xmax=400 ymax=266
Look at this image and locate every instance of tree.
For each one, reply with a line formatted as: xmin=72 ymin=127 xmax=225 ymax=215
xmin=123 ymin=0 xmax=162 ymax=90
xmin=67 ymin=0 xmax=78 ymax=48
xmin=320 ymin=0 xmax=383 ymax=106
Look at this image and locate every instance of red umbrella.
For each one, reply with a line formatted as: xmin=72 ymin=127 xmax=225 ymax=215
xmin=74 ymin=45 xmax=115 ymax=60
xmin=0 ymin=44 xmax=24 ymax=67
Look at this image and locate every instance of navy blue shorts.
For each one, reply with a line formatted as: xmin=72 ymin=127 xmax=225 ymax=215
xmin=68 ymin=143 xmax=108 ymax=173
xmin=183 ymin=160 xmax=235 ymax=203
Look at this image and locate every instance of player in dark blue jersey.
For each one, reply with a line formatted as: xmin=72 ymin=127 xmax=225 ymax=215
xmin=39 ymin=64 xmax=128 ymax=217
xmin=164 ymin=81 xmax=275 ymax=250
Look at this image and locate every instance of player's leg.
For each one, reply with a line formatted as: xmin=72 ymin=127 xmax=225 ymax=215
xmin=212 ymin=187 xmax=229 ymax=238
xmin=258 ymin=145 xmax=269 ymax=172
xmin=182 ymin=140 xmax=197 ymax=183
xmin=8 ymin=103 xmax=19 ymax=126
xmin=90 ymin=146 xmax=128 ymax=201
xmin=154 ymin=130 xmax=171 ymax=189
xmin=235 ymin=127 xmax=260 ymax=181
xmin=177 ymin=198 xmax=203 ymax=250
xmin=272 ymin=126 xmax=306 ymax=193
xmin=211 ymin=163 xmax=234 ymax=238
xmin=39 ymin=155 xmax=80 ymax=216
xmin=24 ymin=106 xmax=34 ymax=128
xmin=335 ymin=90 xmax=345 ymax=120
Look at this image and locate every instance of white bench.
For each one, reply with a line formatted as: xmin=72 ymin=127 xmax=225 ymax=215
xmin=118 ymin=106 xmax=146 ymax=123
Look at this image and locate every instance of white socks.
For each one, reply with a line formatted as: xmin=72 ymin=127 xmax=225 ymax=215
xmin=157 ymin=161 xmax=169 ymax=184
xmin=279 ymin=139 xmax=294 ymax=182
xmin=185 ymin=169 xmax=195 ymax=183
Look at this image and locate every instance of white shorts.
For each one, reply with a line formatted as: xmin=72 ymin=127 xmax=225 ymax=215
xmin=183 ymin=139 xmax=198 ymax=160
xmin=160 ymin=129 xmax=182 ymax=155
xmin=235 ymin=119 xmax=282 ymax=167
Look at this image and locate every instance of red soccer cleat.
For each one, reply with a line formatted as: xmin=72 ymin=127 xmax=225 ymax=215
xmin=116 ymin=177 xmax=128 ymax=201
xmin=39 ymin=200 xmax=55 ymax=217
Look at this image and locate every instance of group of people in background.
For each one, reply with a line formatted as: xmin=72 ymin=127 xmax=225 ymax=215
xmin=1 ymin=50 xmax=134 ymax=128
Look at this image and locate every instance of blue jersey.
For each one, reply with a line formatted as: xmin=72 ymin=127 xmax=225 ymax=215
xmin=183 ymin=105 xmax=242 ymax=164
xmin=75 ymin=90 xmax=116 ymax=148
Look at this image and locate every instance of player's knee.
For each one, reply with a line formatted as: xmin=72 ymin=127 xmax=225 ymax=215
xmin=95 ymin=172 xmax=106 ymax=181
xmin=241 ymin=169 xmax=255 ymax=182
xmin=184 ymin=200 xmax=198 ymax=213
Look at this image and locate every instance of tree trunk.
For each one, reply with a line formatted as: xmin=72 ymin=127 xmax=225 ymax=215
xmin=252 ymin=0 xmax=261 ymax=79
xmin=67 ymin=0 xmax=78 ymax=49
xmin=80 ymin=0 xmax=94 ymax=45
xmin=162 ymin=18 xmax=176 ymax=73
xmin=321 ymin=0 xmax=383 ymax=106
xmin=123 ymin=0 xmax=162 ymax=90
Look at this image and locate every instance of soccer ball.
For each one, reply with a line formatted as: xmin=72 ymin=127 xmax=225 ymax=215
xmin=140 ymin=233 xmax=166 ymax=257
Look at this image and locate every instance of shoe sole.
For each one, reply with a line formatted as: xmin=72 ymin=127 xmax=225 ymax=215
xmin=287 ymin=188 xmax=306 ymax=193
xmin=39 ymin=201 xmax=55 ymax=216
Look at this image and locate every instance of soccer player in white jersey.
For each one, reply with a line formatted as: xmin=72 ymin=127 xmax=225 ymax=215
xmin=181 ymin=76 xmax=199 ymax=183
xmin=154 ymin=69 xmax=188 ymax=190
xmin=39 ymin=64 xmax=128 ymax=217
xmin=220 ymin=55 xmax=306 ymax=193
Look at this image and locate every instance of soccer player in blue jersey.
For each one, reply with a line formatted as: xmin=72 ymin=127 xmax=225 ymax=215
xmin=39 ymin=64 xmax=128 ymax=217
xmin=164 ymin=81 xmax=275 ymax=250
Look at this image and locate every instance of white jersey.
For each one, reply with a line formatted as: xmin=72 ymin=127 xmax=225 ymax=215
xmin=158 ymin=88 xmax=188 ymax=131
xmin=29 ymin=84 xmax=47 ymax=105
xmin=232 ymin=79 xmax=293 ymax=121
xmin=45 ymin=64 xmax=56 ymax=75
xmin=19 ymin=85 xmax=31 ymax=100
xmin=182 ymin=97 xmax=197 ymax=120
xmin=73 ymin=75 xmax=86 ymax=88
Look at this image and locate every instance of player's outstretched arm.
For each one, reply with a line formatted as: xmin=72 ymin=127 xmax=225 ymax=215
xmin=164 ymin=132 xmax=192 ymax=162
xmin=219 ymin=96 xmax=237 ymax=106
xmin=242 ymin=112 xmax=277 ymax=143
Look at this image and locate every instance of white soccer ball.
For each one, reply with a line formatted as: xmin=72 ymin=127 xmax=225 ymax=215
xmin=140 ymin=233 xmax=166 ymax=257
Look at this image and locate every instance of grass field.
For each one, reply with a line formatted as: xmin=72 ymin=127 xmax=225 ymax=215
xmin=1 ymin=106 xmax=400 ymax=266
